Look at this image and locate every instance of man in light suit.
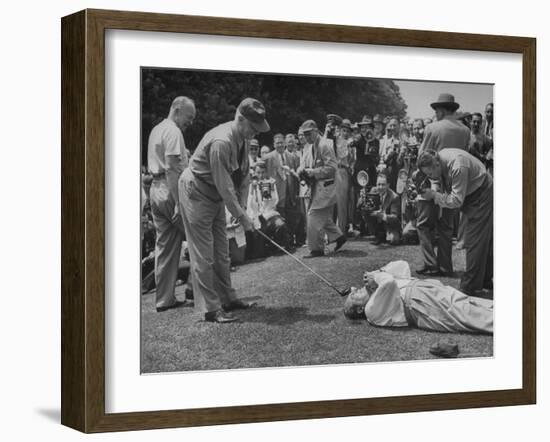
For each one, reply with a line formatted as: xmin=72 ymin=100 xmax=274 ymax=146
xmin=265 ymin=133 xmax=291 ymax=219
xmin=298 ymin=120 xmax=347 ymax=258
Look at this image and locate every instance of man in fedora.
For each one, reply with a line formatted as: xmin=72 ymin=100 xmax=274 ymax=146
xmin=415 ymin=93 xmax=470 ymax=277
xmin=298 ymin=119 xmax=346 ymax=257
xmin=178 ymin=98 xmax=269 ymax=323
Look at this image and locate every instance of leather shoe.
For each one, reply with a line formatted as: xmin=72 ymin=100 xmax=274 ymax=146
xmin=156 ymin=300 xmax=188 ymax=313
xmin=416 ymin=266 xmax=439 ymax=276
xmin=334 ymin=235 xmax=347 ymax=252
xmin=222 ymin=300 xmax=256 ymax=311
xmin=304 ymin=250 xmax=325 ymax=259
xmin=204 ymin=310 xmax=239 ymax=323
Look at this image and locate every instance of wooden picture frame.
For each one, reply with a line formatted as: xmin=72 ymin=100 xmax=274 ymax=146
xmin=61 ymin=8 xmax=536 ymax=433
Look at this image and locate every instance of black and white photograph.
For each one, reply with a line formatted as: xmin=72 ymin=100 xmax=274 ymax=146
xmin=140 ymin=67 xmax=494 ymax=373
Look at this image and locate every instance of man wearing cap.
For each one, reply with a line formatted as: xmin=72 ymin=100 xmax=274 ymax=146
xmin=372 ymin=114 xmax=385 ymax=140
xmin=334 ymin=119 xmax=354 ymax=234
xmin=178 ymin=97 xmax=269 ymax=323
xmin=415 ymin=93 xmax=470 ymax=277
xmin=417 ymin=149 xmax=493 ymax=296
xmin=248 ymin=138 xmax=260 ymax=176
xmin=298 ymin=119 xmax=346 ymax=257
xmin=324 ymin=113 xmax=343 ymax=156
xmin=147 ymin=96 xmax=195 ymax=313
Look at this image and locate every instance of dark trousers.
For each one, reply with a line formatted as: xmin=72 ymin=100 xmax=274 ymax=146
xmin=460 ymin=176 xmax=493 ymax=294
xmin=416 ymin=199 xmax=454 ymax=273
xmin=364 ymin=214 xmax=402 ymax=244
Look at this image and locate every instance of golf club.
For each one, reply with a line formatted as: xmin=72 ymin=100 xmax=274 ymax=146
xmin=255 ymin=229 xmax=351 ymax=297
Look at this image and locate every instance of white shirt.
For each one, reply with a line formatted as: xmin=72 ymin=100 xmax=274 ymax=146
xmin=246 ymin=178 xmax=280 ymax=228
xmin=147 ymin=118 xmax=187 ymax=174
xmin=364 ymin=261 xmax=414 ymax=327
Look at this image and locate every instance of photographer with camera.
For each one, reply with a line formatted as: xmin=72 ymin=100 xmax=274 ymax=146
xmin=247 ymin=161 xmax=291 ymax=256
xmin=297 ymin=119 xmax=346 ymax=258
xmin=417 ymin=148 xmax=493 ymax=297
xmin=358 ymin=173 xmax=402 ymax=245
xmin=378 ymin=117 xmax=402 ymax=190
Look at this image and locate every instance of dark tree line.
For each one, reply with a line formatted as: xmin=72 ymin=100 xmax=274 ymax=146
xmin=141 ymin=68 xmax=408 ymax=164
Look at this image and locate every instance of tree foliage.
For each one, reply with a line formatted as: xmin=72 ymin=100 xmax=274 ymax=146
xmin=141 ymin=68 xmax=407 ymax=163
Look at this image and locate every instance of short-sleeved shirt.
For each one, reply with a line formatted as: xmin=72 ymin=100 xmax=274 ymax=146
xmin=188 ymin=121 xmax=249 ymax=219
xmin=147 ymin=118 xmax=187 ymax=174
xmin=434 ymin=148 xmax=488 ymax=209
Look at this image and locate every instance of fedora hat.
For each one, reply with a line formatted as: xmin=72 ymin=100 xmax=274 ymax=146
xmin=340 ymin=118 xmax=353 ymax=130
xmin=357 ymin=115 xmax=373 ymax=126
xmin=430 ymin=93 xmax=460 ymax=112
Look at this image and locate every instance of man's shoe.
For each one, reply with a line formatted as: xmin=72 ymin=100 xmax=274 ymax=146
xmin=304 ymin=250 xmax=325 ymax=259
xmin=334 ymin=235 xmax=347 ymax=252
xmin=222 ymin=300 xmax=256 ymax=311
xmin=416 ymin=266 xmax=439 ymax=276
xmin=156 ymin=300 xmax=188 ymax=313
xmin=372 ymin=238 xmax=385 ymax=245
xmin=204 ymin=310 xmax=239 ymax=323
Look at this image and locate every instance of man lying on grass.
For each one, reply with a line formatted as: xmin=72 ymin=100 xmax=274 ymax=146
xmin=344 ymin=260 xmax=493 ymax=334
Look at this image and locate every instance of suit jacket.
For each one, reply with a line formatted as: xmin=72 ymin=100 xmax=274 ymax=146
xmin=420 ymin=116 xmax=470 ymax=153
xmin=307 ymin=136 xmax=338 ymax=210
xmin=265 ymin=149 xmax=293 ymax=207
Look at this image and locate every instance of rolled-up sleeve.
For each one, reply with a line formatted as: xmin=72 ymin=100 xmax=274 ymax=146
xmin=434 ymin=166 xmax=469 ymax=209
xmin=209 ymin=141 xmax=247 ymax=220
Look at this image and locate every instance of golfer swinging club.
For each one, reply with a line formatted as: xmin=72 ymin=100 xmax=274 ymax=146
xmin=178 ymin=98 xmax=269 ymax=324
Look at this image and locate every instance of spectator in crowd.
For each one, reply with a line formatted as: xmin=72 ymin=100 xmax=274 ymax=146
xmin=373 ymin=114 xmax=385 ymax=140
xmin=359 ymin=173 xmax=402 ymax=245
xmin=334 ymin=118 xmax=354 ymax=234
xmin=248 ymin=138 xmax=260 ymax=175
xmin=483 ymin=102 xmax=494 ymax=140
xmin=418 ymin=148 xmax=493 ymax=296
xmin=298 ymin=119 xmax=346 ymax=258
xmin=147 ymin=96 xmax=194 ymax=312
xmin=260 ymin=145 xmax=271 ymax=160
xmin=324 ymin=113 xmax=343 ymax=154
xmin=265 ymin=133 xmax=292 ymax=219
xmin=285 ymin=133 xmax=306 ymax=247
xmin=416 ymin=93 xmax=470 ymax=277
xmin=411 ymin=118 xmax=425 ymax=144
xmin=247 ymin=161 xmax=290 ymax=253
xmin=178 ymin=97 xmax=267 ymax=323
xmin=378 ymin=117 xmax=402 ymax=189
xmin=343 ymin=260 xmax=493 ymax=334
xmin=469 ymin=112 xmax=494 ymax=174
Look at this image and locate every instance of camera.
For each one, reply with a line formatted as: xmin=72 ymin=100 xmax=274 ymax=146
xmin=406 ymin=170 xmax=430 ymax=201
xmin=260 ymin=180 xmax=274 ymax=200
xmin=404 ymin=143 xmax=419 ymax=162
xmin=298 ymin=169 xmax=314 ymax=187
xmin=359 ymin=189 xmax=381 ymax=212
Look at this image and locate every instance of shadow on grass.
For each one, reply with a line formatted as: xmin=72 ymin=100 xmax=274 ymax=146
xmin=242 ymin=305 xmax=335 ymax=326
xmin=332 ymin=249 xmax=369 ymax=258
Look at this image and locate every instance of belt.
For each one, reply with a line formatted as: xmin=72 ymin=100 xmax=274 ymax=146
xmin=151 ymin=172 xmax=165 ymax=179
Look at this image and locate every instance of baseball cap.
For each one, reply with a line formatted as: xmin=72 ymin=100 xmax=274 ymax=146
xmin=237 ymin=98 xmax=270 ymax=133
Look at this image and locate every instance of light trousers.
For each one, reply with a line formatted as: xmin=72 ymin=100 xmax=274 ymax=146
xmin=307 ymin=205 xmax=343 ymax=252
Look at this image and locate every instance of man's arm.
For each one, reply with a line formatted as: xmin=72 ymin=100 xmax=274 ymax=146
xmin=383 ymin=194 xmax=401 ymax=224
xmin=309 ymin=140 xmax=336 ymax=180
xmin=209 ymin=141 xmax=253 ymax=228
xmin=433 ymin=166 xmax=470 ymax=209
xmin=166 ymin=155 xmax=184 ymax=205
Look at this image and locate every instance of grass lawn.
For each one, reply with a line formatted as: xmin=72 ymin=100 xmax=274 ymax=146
xmin=141 ymin=238 xmax=493 ymax=373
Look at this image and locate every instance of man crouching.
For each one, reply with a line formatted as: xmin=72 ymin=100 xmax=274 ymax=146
xmin=343 ymin=260 xmax=493 ymax=334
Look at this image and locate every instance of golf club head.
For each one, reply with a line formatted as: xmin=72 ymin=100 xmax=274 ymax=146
xmin=339 ymin=287 xmax=352 ymax=297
